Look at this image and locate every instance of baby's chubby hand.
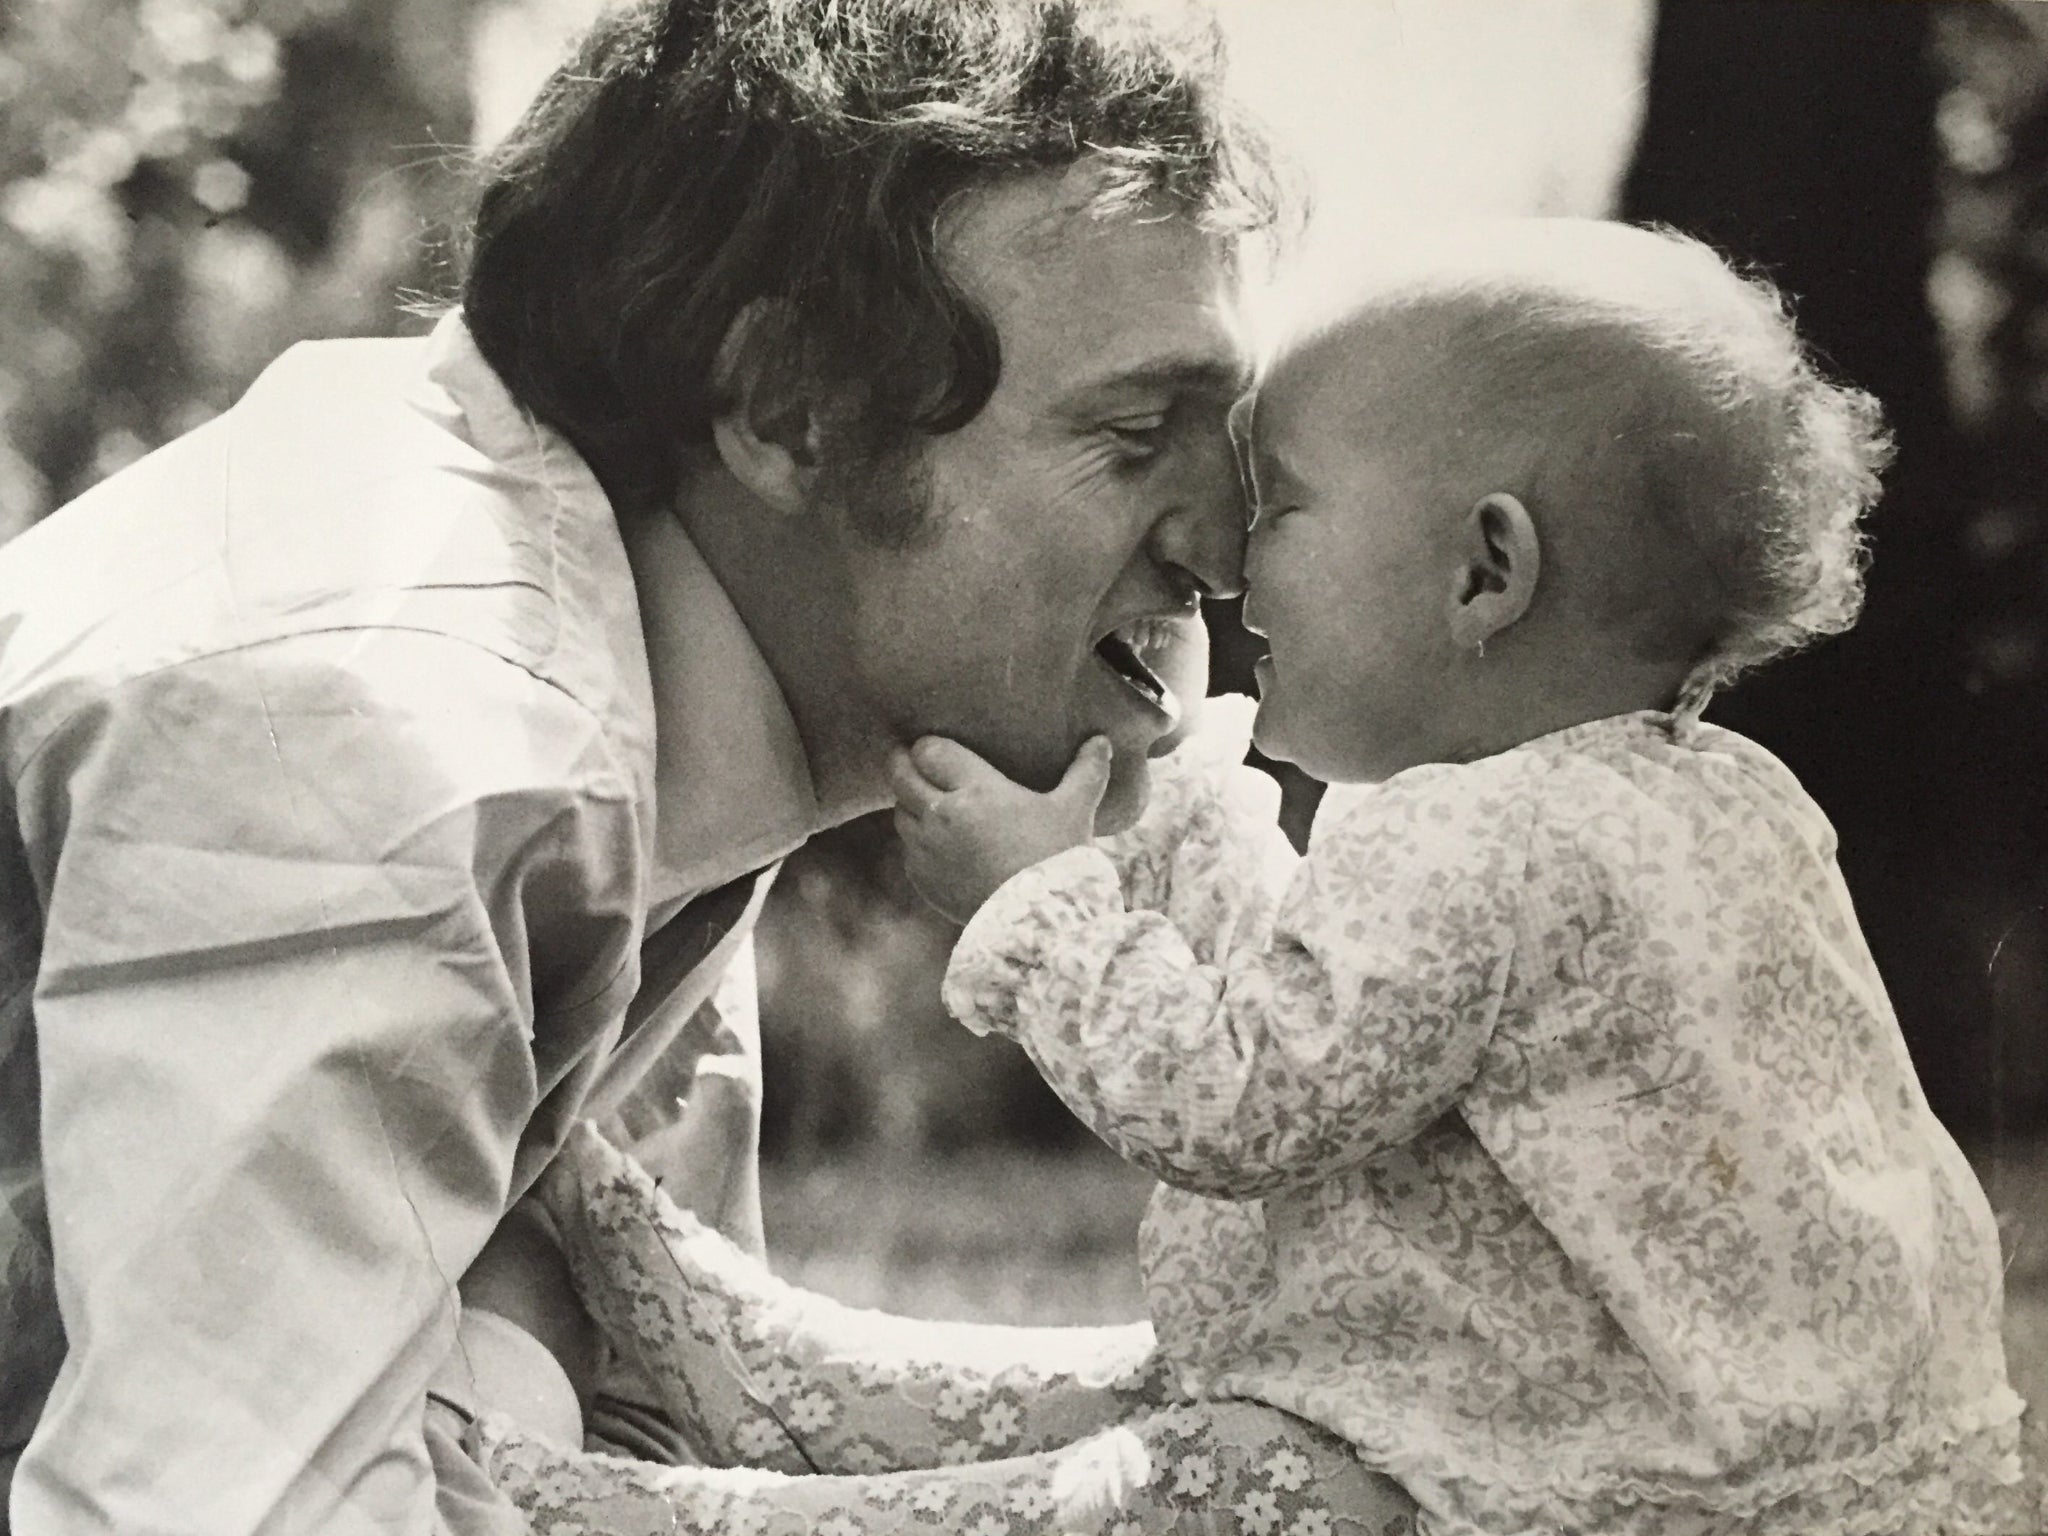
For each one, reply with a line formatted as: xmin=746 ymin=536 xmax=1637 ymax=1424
xmin=889 ymin=734 xmax=1114 ymax=925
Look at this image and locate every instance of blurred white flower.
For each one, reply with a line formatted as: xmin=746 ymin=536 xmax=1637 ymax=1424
xmin=1 ymin=177 xmax=129 ymax=282
xmin=139 ymin=0 xmax=230 ymax=69
xmin=63 ymin=127 xmax=143 ymax=192
xmin=0 ymin=437 xmax=52 ymax=543
xmin=221 ymin=25 xmax=281 ymax=90
xmin=89 ymin=428 xmax=148 ymax=482
xmin=192 ymin=157 xmax=250 ymax=215
xmin=124 ymin=80 xmax=190 ymax=149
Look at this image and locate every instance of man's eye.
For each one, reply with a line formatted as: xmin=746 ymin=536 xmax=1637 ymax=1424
xmin=1105 ymin=414 xmax=1169 ymax=457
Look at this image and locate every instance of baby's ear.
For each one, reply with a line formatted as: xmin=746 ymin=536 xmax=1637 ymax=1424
xmin=1447 ymin=492 xmax=1540 ymax=650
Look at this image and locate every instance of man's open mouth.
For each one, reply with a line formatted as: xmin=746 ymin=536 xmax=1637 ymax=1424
xmin=1094 ymin=618 xmax=1183 ymax=722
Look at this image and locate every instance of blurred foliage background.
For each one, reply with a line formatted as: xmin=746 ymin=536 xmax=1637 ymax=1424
xmin=0 ymin=0 xmax=473 ymax=530
xmin=4 ymin=0 xmax=2045 ymax=1193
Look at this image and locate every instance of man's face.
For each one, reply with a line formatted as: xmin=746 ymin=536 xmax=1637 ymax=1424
xmin=835 ymin=166 xmax=1251 ymax=831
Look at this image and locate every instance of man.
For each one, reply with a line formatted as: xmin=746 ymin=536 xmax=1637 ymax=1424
xmin=0 ymin=0 xmax=1282 ymax=1530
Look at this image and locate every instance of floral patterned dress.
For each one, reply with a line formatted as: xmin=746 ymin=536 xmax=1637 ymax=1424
xmin=943 ymin=705 xmax=2038 ymax=1536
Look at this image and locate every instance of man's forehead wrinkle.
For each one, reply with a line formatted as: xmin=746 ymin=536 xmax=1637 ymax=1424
xmin=944 ymin=165 xmax=1155 ymax=291
xmin=1000 ymin=161 xmax=1201 ymax=263
xmin=934 ymin=171 xmax=1096 ymax=322
xmin=1063 ymin=353 xmax=1249 ymax=406
xmin=1008 ymin=183 xmax=1117 ymax=264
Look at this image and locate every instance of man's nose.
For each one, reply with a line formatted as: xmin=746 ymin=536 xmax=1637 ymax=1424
xmin=1151 ymin=423 xmax=1248 ymax=601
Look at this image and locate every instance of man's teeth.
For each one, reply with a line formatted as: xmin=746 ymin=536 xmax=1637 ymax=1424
xmin=1116 ymin=617 xmax=1180 ymax=656
xmin=1096 ymin=621 xmax=1182 ymax=717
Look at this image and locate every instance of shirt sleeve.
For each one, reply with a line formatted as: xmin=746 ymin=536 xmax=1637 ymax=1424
xmin=11 ymin=629 xmax=641 ymax=1535
xmin=944 ymin=759 xmax=1535 ymax=1200
xmin=1092 ymin=694 xmax=1296 ymax=959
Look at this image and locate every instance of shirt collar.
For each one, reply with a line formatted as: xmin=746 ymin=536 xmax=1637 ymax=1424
xmin=418 ymin=311 xmax=820 ymax=920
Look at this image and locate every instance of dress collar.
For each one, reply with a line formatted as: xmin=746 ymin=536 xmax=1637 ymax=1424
xmin=418 ymin=311 xmax=819 ymax=921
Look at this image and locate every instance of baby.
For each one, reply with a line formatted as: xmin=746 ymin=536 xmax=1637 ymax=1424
xmin=475 ymin=221 xmax=2039 ymax=1536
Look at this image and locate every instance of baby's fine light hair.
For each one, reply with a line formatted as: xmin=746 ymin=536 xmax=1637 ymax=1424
xmin=1293 ymin=220 xmax=1894 ymax=706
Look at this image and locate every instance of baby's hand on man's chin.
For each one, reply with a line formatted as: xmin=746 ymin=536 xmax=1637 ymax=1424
xmin=889 ymin=734 xmax=1113 ymax=925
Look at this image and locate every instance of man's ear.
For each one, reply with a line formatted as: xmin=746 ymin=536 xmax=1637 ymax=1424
xmin=709 ymin=299 xmax=826 ymax=516
xmin=1447 ymin=491 xmax=1540 ymax=650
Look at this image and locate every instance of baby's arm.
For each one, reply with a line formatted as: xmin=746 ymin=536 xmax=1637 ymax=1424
xmin=941 ymin=762 xmax=1538 ymax=1199
xmin=1093 ymin=696 xmax=1299 ymax=947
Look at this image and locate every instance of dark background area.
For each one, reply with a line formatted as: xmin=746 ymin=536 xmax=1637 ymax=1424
xmin=1619 ymin=0 xmax=2048 ymax=1151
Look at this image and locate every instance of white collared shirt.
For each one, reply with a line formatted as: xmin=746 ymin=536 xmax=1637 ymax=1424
xmin=0 ymin=313 xmax=817 ymax=1532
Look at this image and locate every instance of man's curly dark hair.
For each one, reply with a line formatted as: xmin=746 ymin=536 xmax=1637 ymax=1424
xmin=462 ymin=0 xmax=1287 ymax=516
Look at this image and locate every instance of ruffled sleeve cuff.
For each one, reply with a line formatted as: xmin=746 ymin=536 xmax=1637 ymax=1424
xmin=941 ymin=844 xmax=1124 ymax=1038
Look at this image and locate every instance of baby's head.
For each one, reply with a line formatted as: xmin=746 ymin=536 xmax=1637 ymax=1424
xmin=1239 ymin=218 xmax=1892 ymax=783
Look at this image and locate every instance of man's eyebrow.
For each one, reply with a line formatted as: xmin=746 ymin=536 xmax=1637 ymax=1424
xmin=1063 ymin=356 xmax=1254 ymax=406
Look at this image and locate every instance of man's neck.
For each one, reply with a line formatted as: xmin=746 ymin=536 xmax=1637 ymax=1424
xmin=664 ymin=469 xmax=891 ymax=829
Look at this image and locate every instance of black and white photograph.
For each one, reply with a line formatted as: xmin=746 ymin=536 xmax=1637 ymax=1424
xmin=1 ymin=1 xmax=2044 ymax=1531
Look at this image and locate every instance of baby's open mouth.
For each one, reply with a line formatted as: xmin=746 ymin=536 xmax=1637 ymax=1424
xmin=1095 ymin=618 xmax=1183 ymax=723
